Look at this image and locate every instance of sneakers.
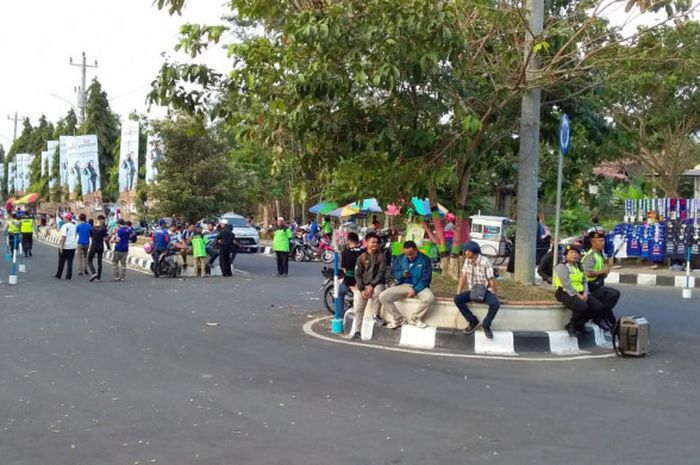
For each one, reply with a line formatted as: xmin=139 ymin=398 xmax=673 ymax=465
xmin=482 ymin=326 xmax=494 ymax=340
xmin=351 ymin=331 xmax=361 ymax=340
xmin=373 ymin=315 xmax=387 ymax=326
xmin=462 ymin=321 xmax=480 ymax=335
xmin=411 ymin=319 xmax=428 ymax=329
xmin=386 ymin=321 xmax=404 ymax=330
xmin=89 ymin=274 xmax=98 ymax=282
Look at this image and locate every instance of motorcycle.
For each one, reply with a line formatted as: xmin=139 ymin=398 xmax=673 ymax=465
xmin=290 ymin=235 xmax=310 ymax=262
xmin=291 ymin=234 xmax=334 ymax=264
xmin=321 ymin=267 xmax=353 ymax=315
xmin=150 ymin=246 xmax=182 ymax=278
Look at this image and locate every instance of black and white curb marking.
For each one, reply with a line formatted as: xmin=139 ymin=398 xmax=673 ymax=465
xmin=341 ymin=312 xmax=611 ymax=356
xmin=607 ymin=271 xmax=696 ymax=288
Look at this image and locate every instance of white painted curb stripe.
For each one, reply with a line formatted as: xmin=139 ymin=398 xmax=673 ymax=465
xmin=474 ymin=330 xmax=515 ymax=355
xmin=637 ymin=273 xmax=657 ymax=286
xmin=399 ymin=325 xmax=436 ymax=349
xmin=675 ymin=276 xmax=695 ymax=288
xmin=606 ymin=272 xmax=620 ymax=284
xmin=546 ymin=330 xmax=583 ymax=355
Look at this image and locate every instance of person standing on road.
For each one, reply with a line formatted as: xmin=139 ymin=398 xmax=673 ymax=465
xmin=88 ymin=215 xmax=110 ymax=282
xmin=111 ymin=219 xmax=130 ymax=282
xmin=273 ymin=217 xmax=292 ymax=277
xmin=554 ymin=244 xmax=605 ymax=337
xmin=151 ymin=220 xmax=170 ymax=277
xmin=217 ymin=220 xmax=235 ymax=277
xmin=19 ymin=211 xmax=34 ymax=257
xmin=454 ymin=241 xmax=500 ymax=339
xmin=204 ymin=221 xmax=219 ymax=276
xmin=5 ymin=212 xmax=21 ymax=253
xmin=351 ymin=232 xmax=389 ymax=340
xmin=379 ymin=241 xmax=434 ymax=329
xmin=582 ymin=229 xmax=619 ymax=331
xmin=190 ymin=225 xmax=207 ymax=277
xmin=55 ymin=213 xmax=77 ymax=280
xmin=75 ymin=213 xmax=92 ymax=276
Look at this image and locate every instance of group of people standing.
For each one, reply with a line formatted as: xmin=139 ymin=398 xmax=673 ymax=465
xmin=54 ymin=212 xmax=133 ymax=282
xmin=4 ymin=209 xmax=36 ymax=257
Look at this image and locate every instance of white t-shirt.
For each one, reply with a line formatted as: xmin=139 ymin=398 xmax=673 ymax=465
xmin=61 ymin=222 xmax=78 ymax=250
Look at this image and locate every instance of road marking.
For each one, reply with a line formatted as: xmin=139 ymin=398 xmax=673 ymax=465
xmin=303 ymin=316 xmax=616 ymax=362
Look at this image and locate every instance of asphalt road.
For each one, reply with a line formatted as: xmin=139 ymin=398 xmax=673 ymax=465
xmin=1 ymin=243 xmax=699 ymax=465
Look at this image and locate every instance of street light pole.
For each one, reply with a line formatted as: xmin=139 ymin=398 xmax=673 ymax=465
xmin=69 ymin=52 xmax=98 ymax=125
xmin=514 ymin=0 xmax=544 ymax=284
xmin=5 ymin=112 xmax=22 ymax=141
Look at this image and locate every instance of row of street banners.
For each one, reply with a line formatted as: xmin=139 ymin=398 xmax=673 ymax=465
xmin=4 ymin=120 xmax=163 ymax=197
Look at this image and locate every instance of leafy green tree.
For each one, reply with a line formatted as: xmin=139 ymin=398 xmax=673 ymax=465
xmin=79 ymin=79 xmax=121 ymax=200
xmin=142 ymin=115 xmax=235 ymax=222
xmin=54 ymin=109 xmax=78 ymax=139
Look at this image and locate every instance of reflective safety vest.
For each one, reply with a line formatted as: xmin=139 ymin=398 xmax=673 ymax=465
xmin=554 ymin=263 xmax=585 ymax=293
xmin=20 ymin=218 xmax=34 ymax=233
xmin=582 ymin=249 xmax=604 ymax=282
xmin=7 ymin=220 xmax=20 ymax=234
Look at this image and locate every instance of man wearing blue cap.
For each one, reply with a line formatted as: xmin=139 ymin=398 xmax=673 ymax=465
xmin=454 ymin=241 xmax=500 ymax=339
xmin=150 ymin=219 xmax=170 ymax=277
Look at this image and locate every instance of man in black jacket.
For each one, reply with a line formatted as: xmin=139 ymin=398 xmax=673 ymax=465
xmin=351 ymin=232 xmax=388 ymax=340
xmin=217 ymin=220 xmax=235 ymax=277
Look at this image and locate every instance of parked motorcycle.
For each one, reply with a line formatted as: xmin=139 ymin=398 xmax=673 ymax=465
xmin=320 ymin=267 xmax=353 ymax=315
xmin=150 ymin=247 xmax=182 ymax=278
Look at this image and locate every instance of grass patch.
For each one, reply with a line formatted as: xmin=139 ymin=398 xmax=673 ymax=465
xmin=431 ymin=272 xmax=556 ymax=302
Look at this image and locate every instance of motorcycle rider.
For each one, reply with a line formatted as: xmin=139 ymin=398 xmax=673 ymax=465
xmin=351 ymin=232 xmax=389 ymax=339
xmin=151 ymin=220 xmax=170 ymax=277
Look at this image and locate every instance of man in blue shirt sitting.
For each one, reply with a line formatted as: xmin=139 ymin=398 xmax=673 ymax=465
xmin=379 ymin=241 xmax=435 ymax=329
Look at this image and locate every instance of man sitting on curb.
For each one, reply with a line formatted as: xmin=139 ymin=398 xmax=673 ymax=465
xmin=582 ymin=229 xmax=619 ymax=331
xmin=379 ymin=241 xmax=434 ymax=329
xmin=454 ymin=241 xmax=499 ymax=339
xmin=351 ymin=232 xmax=389 ymax=340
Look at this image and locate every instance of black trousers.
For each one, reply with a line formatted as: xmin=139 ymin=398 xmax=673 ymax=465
xmin=555 ymin=289 xmax=605 ymax=330
xmin=21 ymin=233 xmax=33 ymax=256
xmin=55 ymin=249 xmax=76 ymax=280
xmin=219 ymin=247 xmax=232 ymax=276
xmin=589 ymin=285 xmax=620 ymax=328
xmin=276 ymin=251 xmax=289 ymax=276
xmin=88 ymin=249 xmax=104 ymax=279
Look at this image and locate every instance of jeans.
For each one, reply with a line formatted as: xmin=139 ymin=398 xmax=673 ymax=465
xmin=206 ymin=249 xmax=219 ymax=275
xmin=88 ymin=249 xmax=104 ymax=279
xmin=454 ymin=290 xmax=500 ymax=328
xmin=55 ymin=249 xmax=76 ymax=279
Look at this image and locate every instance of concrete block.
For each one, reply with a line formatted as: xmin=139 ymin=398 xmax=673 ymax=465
xmin=399 ymin=325 xmax=436 ymax=349
xmin=474 ymin=330 xmax=515 ymax=355
xmin=637 ymin=273 xmax=657 ymax=286
xmin=606 ymin=272 xmax=620 ymax=284
xmin=675 ymin=275 xmax=696 ymax=288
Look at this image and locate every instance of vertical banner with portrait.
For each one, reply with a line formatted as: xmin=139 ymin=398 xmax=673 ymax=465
xmin=75 ymin=135 xmax=101 ymax=205
xmin=47 ymin=140 xmax=59 ymax=189
xmin=145 ymin=133 xmax=162 ymax=184
xmin=119 ymin=120 xmax=139 ymax=193
xmin=59 ymin=136 xmax=73 ymax=191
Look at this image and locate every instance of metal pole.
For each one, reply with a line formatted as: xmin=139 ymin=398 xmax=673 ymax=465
xmin=552 ymin=151 xmax=563 ymax=289
xmin=331 ymin=250 xmax=344 ymax=333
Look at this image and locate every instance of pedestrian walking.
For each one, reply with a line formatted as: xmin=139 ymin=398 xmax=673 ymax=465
xmin=111 ymin=219 xmax=130 ymax=282
xmin=75 ymin=213 xmax=92 ymax=276
xmin=190 ymin=225 xmax=207 ymax=277
xmin=5 ymin=212 xmax=21 ymax=253
xmin=273 ymin=217 xmax=292 ymax=277
xmin=19 ymin=211 xmax=34 ymax=257
xmin=55 ymin=213 xmax=77 ymax=280
xmin=453 ymin=241 xmax=500 ymax=339
xmin=88 ymin=215 xmax=110 ymax=282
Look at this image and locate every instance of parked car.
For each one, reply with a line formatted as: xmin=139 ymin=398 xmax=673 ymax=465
xmin=201 ymin=212 xmax=261 ymax=253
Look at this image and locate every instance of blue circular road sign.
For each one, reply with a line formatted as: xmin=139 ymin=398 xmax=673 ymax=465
xmin=559 ymin=114 xmax=571 ymax=155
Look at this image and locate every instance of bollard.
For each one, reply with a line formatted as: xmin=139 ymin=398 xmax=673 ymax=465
xmin=18 ymin=241 xmax=26 ymax=273
xmin=331 ymin=251 xmax=344 ymax=333
xmin=682 ymin=247 xmax=692 ymax=299
xmin=8 ymin=237 xmax=18 ymax=285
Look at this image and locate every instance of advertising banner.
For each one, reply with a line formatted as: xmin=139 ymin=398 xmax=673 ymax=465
xmin=15 ymin=153 xmax=33 ymax=193
xmin=145 ymin=133 xmax=162 ymax=184
xmin=41 ymin=151 xmax=48 ymax=177
xmin=59 ymin=136 xmax=72 ymax=189
xmin=119 ymin=120 xmax=139 ymax=192
xmin=74 ymin=135 xmax=100 ymax=195
xmin=47 ymin=140 xmax=58 ymax=188
xmin=8 ymin=160 xmax=16 ymax=192
xmin=65 ymin=138 xmax=81 ymax=194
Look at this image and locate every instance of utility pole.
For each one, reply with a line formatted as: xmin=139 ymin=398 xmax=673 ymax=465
xmin=69 ymin=51 xmax=98 ymax=124
xmin=513 ymin=0 xmax=544 ymax=284
xmin=6 ymin=112 xmax=22 ymax=141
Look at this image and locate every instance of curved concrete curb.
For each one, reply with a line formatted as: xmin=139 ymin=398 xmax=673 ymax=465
xmin=305 ymin=316 xmax=615 ymax=361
